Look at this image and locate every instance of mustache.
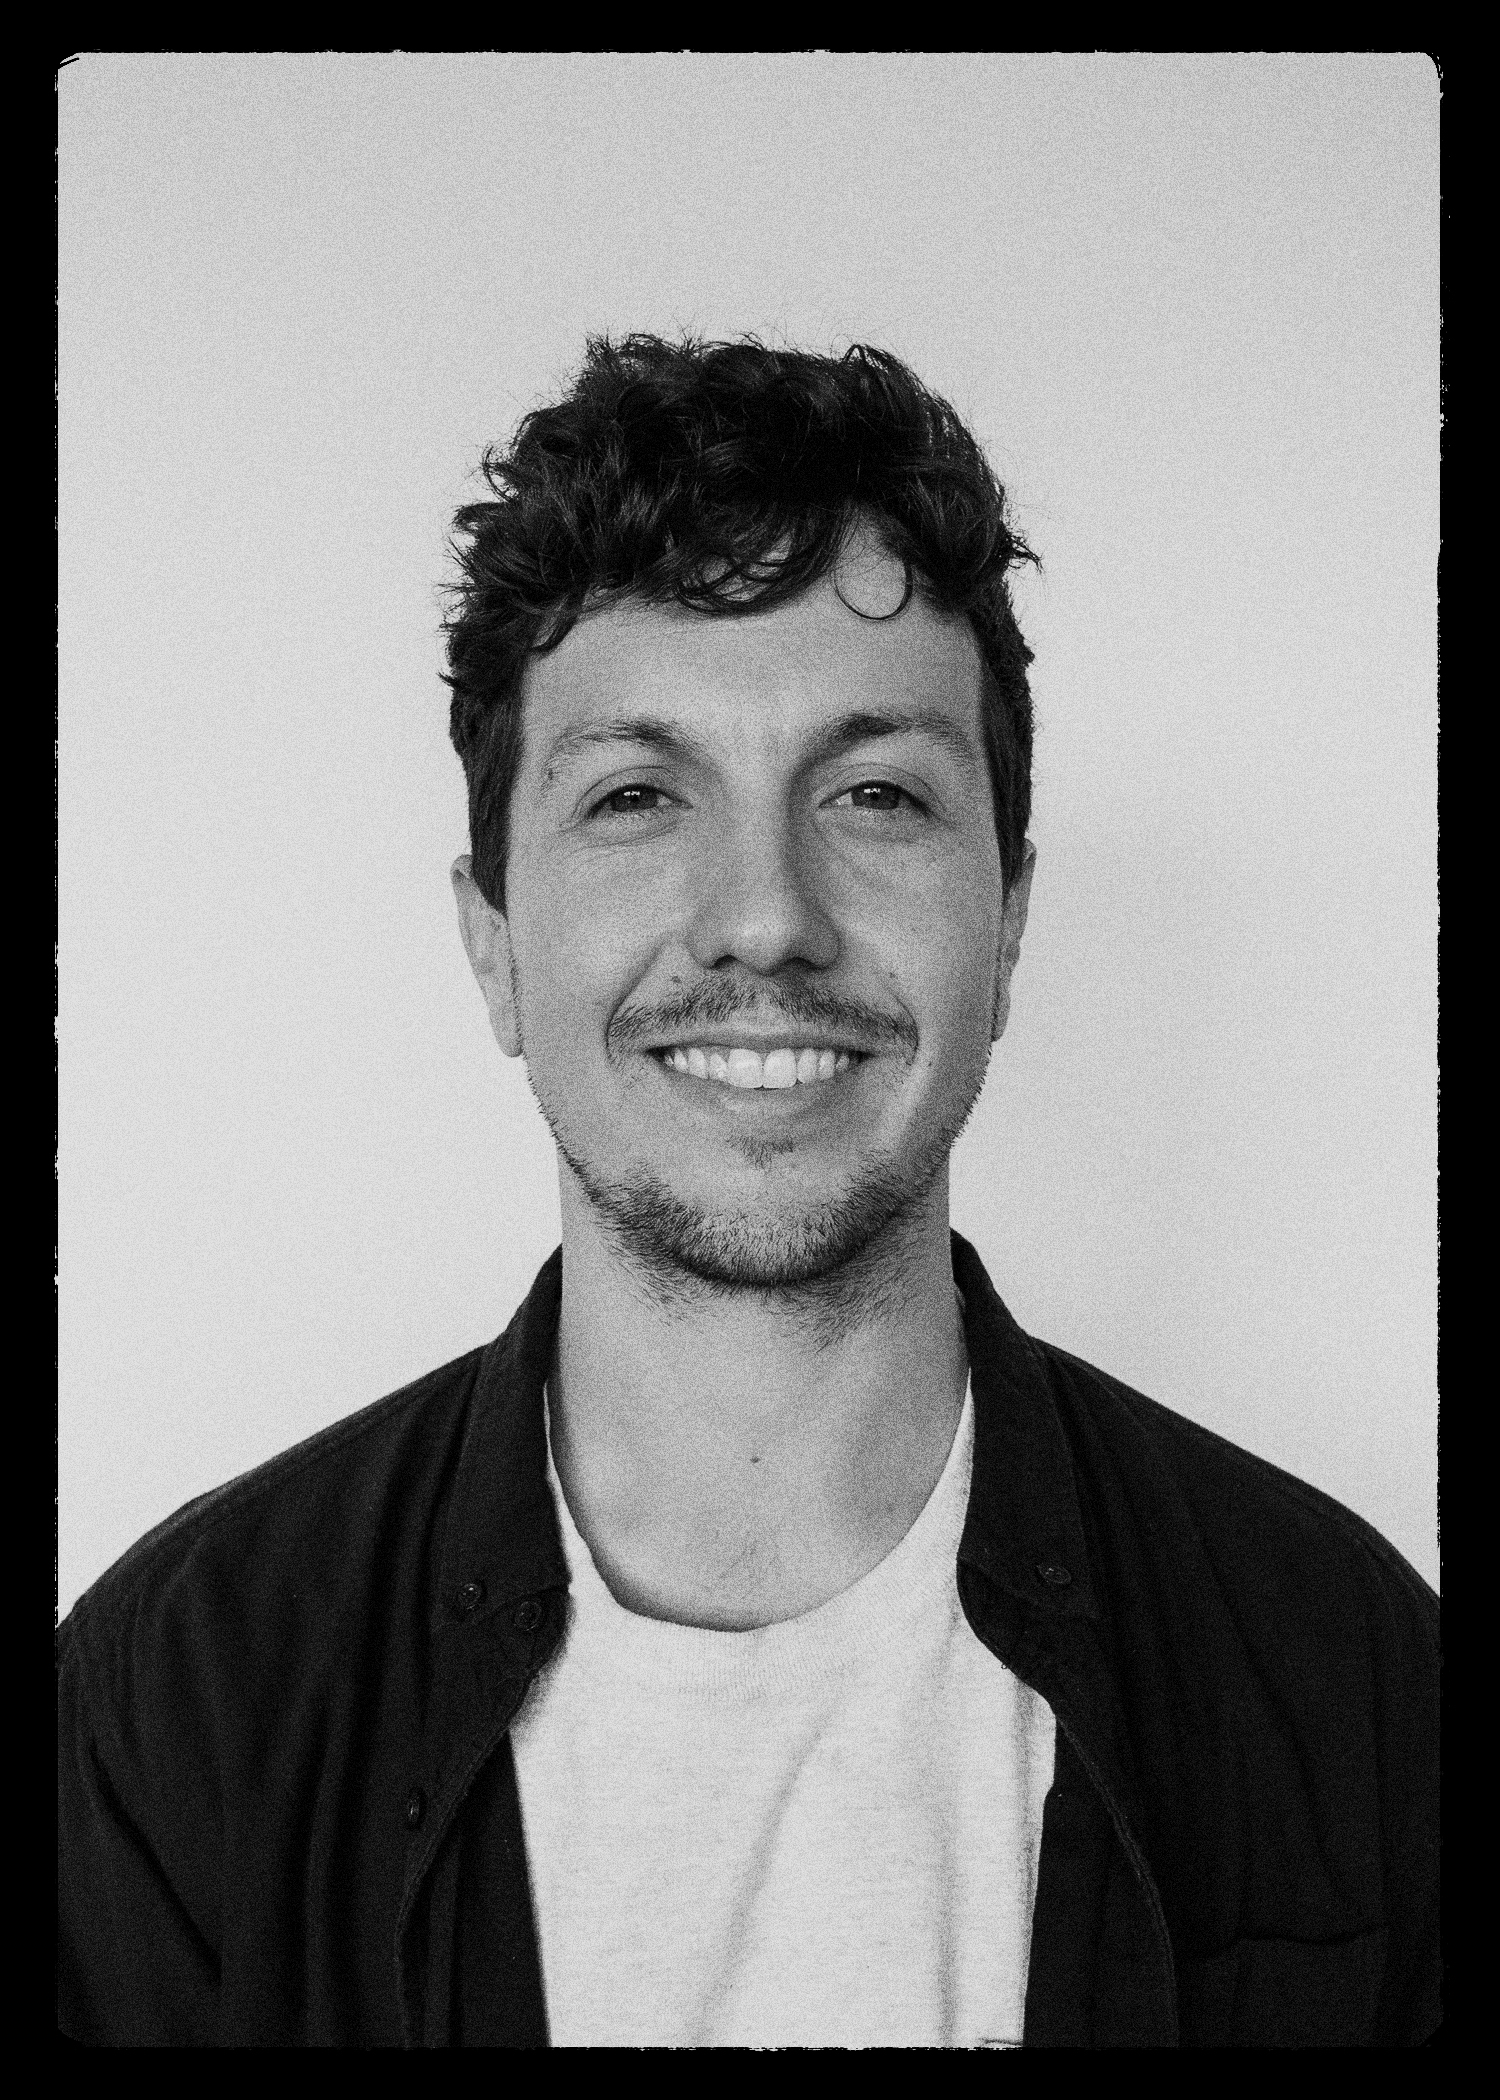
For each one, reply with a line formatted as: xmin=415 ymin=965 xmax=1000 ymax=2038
xmin=608 ymin=982 xmax=919 ymax=1059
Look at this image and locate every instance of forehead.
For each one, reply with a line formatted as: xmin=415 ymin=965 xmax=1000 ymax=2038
xmin=521 ymin=543 xmax=985 ymax=761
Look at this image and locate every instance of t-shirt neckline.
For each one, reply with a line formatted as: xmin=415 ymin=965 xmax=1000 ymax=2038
xmin=540 ymin=1379 xmax=975 ymax=1699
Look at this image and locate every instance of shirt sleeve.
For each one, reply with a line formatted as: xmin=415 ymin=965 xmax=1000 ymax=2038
xmin=57 ymin=1614 xmax=221 ymax=2046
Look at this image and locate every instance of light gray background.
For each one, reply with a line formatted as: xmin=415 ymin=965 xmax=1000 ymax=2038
xmin=58 ymin=52 xmax=1440 ymax=1612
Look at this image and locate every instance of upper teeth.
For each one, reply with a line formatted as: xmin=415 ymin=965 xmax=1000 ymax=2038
xmin=661 ymin=1046 xmax=854 ymax=1088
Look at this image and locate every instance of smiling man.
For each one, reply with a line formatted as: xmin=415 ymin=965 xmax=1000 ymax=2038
xmin=58 ymin=336 xmax=1440 ymax=2049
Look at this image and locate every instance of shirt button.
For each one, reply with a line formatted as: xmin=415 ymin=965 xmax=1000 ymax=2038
xmin=455 ymin=1578 xmax=486 ymax=1618
xmin=1037 ymin=1561 xmax=1074 ymax=1588
xmin=404 ymin=1787 xmax=426 ymax=1830
xmin=513 ymin=1597 xmax=544 ymax=1632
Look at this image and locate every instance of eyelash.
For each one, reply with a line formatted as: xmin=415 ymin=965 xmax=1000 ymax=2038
xmin=833 ymin=782 xmax=923 ymax=815
xmin=587 ymin=781 xmax=925 ymax=821
xmin=590 ymin=784 xmax=672 ymax=819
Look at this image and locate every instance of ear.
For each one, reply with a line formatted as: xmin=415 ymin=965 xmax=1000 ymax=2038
xmin=452 ymin=855 xmax=523 ymax=1058
xmin=991 ymin=840 xmax=1036 ymax=1043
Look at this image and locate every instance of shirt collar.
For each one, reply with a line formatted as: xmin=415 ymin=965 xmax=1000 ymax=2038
xmin=951 ymin=1231 xmax=1099 ymax=1625
xmin=437 ymin=1232 xmax=1098 ymax=1634
xmin=435 ymin=1248 xmax=568 ymax=1635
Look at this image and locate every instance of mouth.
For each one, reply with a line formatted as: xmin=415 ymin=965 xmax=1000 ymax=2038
xmin=653 ymin=1044 xmax=866 ymax=1091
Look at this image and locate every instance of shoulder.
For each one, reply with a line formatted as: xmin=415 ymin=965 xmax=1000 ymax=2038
xmin=1039 ymin=1333 xmax=1434 ymax=1601
xmin=58 ymin=1342 xmax=489 ymax=1707
xmin=56 ymin=1342 xmax=498 ymax=2042
xmin=1024 ymin=1337 xmax=1439 ymax=2038
xmin=1026 ymin=1336 xmax=1439 ymax=1780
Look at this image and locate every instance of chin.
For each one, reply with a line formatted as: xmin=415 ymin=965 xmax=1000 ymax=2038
xmin=558 ymin=1140 xmax=946 ymax=1297
xmin=539 ymin=1055 xmax=988 ymax=1299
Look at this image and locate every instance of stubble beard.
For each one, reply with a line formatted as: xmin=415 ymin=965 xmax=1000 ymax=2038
xmin=526 ymin=1046 xmax=992 ymax=1333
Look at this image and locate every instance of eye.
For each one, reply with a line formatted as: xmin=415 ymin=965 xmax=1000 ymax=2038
xmin=590 ymin=783 xmax=673 ymax=819
xmin=830 ymin=781 xmax=924 ymax=815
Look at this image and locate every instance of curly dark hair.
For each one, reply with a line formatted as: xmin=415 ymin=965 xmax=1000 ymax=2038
xmin=444 ymin=334 xmax=1039 ymax=909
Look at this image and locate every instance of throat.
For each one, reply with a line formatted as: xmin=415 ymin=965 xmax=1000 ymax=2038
xmin=545 ymin=1295 xmax=969 ymax=1632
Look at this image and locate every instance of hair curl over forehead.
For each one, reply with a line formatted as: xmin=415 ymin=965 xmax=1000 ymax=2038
xmin=444 ymin=334 xmax=1039 ymax=907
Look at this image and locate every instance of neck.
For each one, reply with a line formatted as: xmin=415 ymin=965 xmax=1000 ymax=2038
xmin=547 ymin=1170 xmax=969 ymax=1630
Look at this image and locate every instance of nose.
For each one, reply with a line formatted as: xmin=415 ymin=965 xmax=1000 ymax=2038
xmin=685 ymin=810 xmax=841 ymax=976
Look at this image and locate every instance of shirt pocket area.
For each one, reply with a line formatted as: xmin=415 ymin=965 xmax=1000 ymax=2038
xmin=1177 ymin=1925 xmax=1388 ymax=2047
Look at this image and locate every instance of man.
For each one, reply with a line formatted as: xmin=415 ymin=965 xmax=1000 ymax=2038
xmin=58 ymin=335 xmax=1440 ymax=2048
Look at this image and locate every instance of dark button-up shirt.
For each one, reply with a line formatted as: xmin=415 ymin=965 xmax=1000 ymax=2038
xmin=57 ymin=1235 xmax=1441 ymax=2046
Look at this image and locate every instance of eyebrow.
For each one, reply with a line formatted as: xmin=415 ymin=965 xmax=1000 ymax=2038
xmin=541 ymin=707 xmax=982 ymax=779
xmin=803 ymin=707 xmax=982 ymax=771
xmin=542 ymin=717 xmax=707 ymax=776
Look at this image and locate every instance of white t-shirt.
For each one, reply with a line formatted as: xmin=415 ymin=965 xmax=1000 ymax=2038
xmin=509 ymin=1385 xmax=1057 ymax=2048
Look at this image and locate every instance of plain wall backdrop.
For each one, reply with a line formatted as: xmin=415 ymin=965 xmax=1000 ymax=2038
xmin=58 ymin=52 xmax=1440 ymax=1612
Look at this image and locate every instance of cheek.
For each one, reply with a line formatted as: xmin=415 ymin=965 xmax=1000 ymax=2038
xmin=509 ymin=868 xmax=667 ymax=1045
xmin=862 ymin=885 xmax=1000 ymax=1027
